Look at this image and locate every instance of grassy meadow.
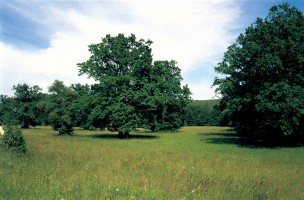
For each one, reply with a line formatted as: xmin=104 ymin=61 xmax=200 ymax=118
xmin=1 ymin=126 xmax=304 ymax=199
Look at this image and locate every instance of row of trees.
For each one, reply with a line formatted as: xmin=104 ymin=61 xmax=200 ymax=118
xmin=0 ymin=82 xmax=221 ymax=135
xmin=1 ymin=34 xmax=193 ymax=136
xmin=0 ymin=82 xmax=76 ymax=134
xmin=1 ymin=3 xmax=303 ymax=145
xmin=185 ymin=100 xmax=221 ymax=126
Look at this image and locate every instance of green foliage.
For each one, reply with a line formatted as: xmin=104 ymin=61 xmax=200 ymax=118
xmin=0 ymin=84 xmax=43 ymax=128
xmin=1 ymin=125 xmax=27 ymax=153
xmin=70 ymin=83 xmax=91 ymax=96
xmin=13 ymin=83 xmax=43 ymax=128
xmin=35 ymin=93 xmax=51 ymax=126
xmin=185 ymin=100 xmax=221 ymax=126
xmin=0 ymin=95 xmax=19 ymax=125
xmin=78 ymin=33 xmax=190 ymax=134
xmin=138 ymin=60 xmax=191 ymax=131
xmin=70 ymin=84 xmax=97 ymax=130
xmin=40 ymin=80 xmax=77 ymax=135
xmin=213 ymin=3 xmax=304 ymax=143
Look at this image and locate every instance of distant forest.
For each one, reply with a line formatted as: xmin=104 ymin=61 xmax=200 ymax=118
xmin=185 ymin=99 xmax=221 ymax=126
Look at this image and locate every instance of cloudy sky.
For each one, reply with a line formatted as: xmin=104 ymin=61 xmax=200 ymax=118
xmin=1 ymin=0 xmax=303 ymax=99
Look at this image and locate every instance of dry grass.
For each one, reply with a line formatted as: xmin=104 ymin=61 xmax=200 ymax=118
xmin=0 ymin=126 xmax=304 ymax=199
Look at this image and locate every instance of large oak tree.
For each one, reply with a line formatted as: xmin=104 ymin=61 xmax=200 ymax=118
xmin=78 ymin=34 xmax=190 ymax=137
xmin=213 ymin=3 xmax=304 ymax=144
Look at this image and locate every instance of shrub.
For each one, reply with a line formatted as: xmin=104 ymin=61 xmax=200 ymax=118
xmin=1 ymin=125 xmax=27 ymax=153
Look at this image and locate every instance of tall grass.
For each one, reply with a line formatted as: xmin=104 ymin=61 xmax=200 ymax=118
xmin=0 ymin=126 xmax=303 ymax=199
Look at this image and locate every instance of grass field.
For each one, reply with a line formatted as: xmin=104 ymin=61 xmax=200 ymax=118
xmin=1 ymin=126 xmax=304 ymax=199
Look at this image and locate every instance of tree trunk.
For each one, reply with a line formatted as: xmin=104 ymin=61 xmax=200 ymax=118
xmin=125 ymin=131 xmax=129 ymax=139
xmin=118 ymin=131 xmax=129 ymax=139
xmin=118 ymin=131 xmax=124 ymax=138
xmin=22 ymin=117 xmax=30 ymax=129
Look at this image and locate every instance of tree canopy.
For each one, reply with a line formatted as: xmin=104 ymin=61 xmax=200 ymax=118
xmin=213 ymin=3 xmax=304 ymax=144
xmin=78 ymin=33 xmax=190 ymax=137
xmin=12 ymin=83 xmax=42 ymax=128
xmin=45 ymin=80 xmax=77 ymax=135
xmin=185 ymin=100 xmax=221 ymax=126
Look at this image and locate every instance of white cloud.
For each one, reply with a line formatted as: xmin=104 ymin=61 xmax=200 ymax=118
xmin=0 ymin=1 xmax=241 ymax=99
xmin=124 ymin=1 xmax=240 ymax=72
xmin=187 ymin=80 xmax=218 ymax=100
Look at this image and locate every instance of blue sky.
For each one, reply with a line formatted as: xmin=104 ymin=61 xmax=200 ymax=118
xmin=1 ymin=0 xmax=303 ymax=99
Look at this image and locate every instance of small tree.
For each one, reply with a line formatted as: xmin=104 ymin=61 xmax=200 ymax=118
xmin=12 ymin=83 xmax=42 ymax=128
xmin=1 ymin=125 xmax=27 ymax=153
xmin=0 ymin=95 xmax=19 ymax=125
xmin=213 ymin=3 xmax=304 ymax=144
xmin=42 ymin=80 xmax=77 ymax=135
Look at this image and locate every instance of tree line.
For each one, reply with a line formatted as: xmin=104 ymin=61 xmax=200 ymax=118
xmin=0 ymin=82 xmax=222 ymax=135
xmin=1 ymin=3 xmax=303 ymax=145
xmin=0 ymin=33 xmax=221 ymax=137
xmin=185 ymin=100 xmax=222 ymax=126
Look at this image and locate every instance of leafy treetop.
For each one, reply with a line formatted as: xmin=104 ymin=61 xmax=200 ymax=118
xmin=213 ymin=3 xmax=304 ymax=144
xmin=78 ymin=33 xmax=190 ymax=137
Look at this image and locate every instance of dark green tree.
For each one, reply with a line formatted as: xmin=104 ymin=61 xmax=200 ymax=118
xmin=35 ymin=93 xmax=51 ymax=126
xmin=78 ymin=33 xmax=190 ymax=137
xmin=43 ymin=80 xmax=77 ymax=135
xmin=185 ymin=100 xmax=221 ymax=126
xmin=1 ymin=125 xmax=27 ymax=153
xmin=70 ymin=83 xmax=91 ymax=96
xmin=0 ymin=95 xmax=19 ymax=125
xmin=138 ymin=60 xmax=191 ymax=131
xmin=12 ymin=83 xmax=42 ymax=128
xmin=70 ymin=84 xmax=97 ymax=130
xmin=213 ymin=3 xmax=304 ymax=144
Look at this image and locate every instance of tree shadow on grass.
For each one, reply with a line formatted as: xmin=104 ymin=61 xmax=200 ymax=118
xmin=201 ymin=132 xmax=258 ymax=148
xmin=201 ymin=131 xmax=303 ymax=148
xmin=90 ymin=133 xmax=160 ymax=140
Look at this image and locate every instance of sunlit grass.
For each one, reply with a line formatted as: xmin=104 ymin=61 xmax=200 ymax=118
xmin=1 ymin=126 xmax=303 ymax=199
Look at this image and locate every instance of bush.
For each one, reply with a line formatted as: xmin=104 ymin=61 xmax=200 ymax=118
xmin=1 ymin=125 xmax=27 ymax=153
